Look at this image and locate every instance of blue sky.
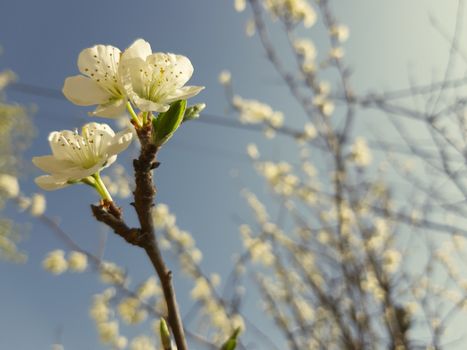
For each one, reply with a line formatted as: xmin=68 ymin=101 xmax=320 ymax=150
xmin=0 ymin=1 xmax=463 ymax=349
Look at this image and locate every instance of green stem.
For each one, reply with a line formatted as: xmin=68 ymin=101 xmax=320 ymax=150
xmin=92 ymin=173 xmax=113 ymax=202
xmin=126 ymin=101 xmax=142 ymax=128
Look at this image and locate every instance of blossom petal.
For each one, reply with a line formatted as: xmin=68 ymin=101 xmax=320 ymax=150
xmin=32 ymin=156 xmax=75 ymax=174
xmin=164 ymin=86 xmax=205 ymax=104
xmin=121 ymin=39 xmax=152 ymax=61
xmin=90 ymin=99 xmax=127 ymax=118
xmin=107 ymin=129 xmax=134 ymax=156
xmin=130 ymin=94 xmax=170 ymax=112
xmin=147 ymin=53 xmax=194 ymax=88
xmin=78 ymin=44 xmax=120 ymax=80
xmin=35 ymin=175 xmax=70 ymax=191
xmin=63 ymin=75 xmax=112 ymax=106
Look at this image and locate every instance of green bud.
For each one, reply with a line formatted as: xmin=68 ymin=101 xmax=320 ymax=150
xmin=221 ymin=327 xmax=241 ymax=350
xmin=183 ymin=103 xmax=206 ymax=122
xmin=152 ymin=100 xmax=187 ymax=147
xmin=159 ymin=318 xmax=172 ymax=350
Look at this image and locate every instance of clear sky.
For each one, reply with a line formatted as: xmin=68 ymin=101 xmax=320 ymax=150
xmin=0 ymin=1 xmax=463 ymax=349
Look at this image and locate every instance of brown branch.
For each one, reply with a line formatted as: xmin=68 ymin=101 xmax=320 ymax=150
xmin=90 ymin=122 xmax=188 ymax=350
xmin=131 ymin=123 xmax=188 ymax=350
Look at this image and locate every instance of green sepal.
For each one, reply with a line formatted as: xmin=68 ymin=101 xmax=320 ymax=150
xmin=159 ymin=318 xmax=172 ymax=350
xmin=221 ymin=327 xmax=241 ymax=350
xmin=152 ymin=100 xmax=187 ymax=147
xmin=182 ymin=103 xmax=206 ymax=123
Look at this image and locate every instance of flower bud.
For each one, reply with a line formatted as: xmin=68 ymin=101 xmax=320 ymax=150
xmin=183 ymin=103 xmax=206 ymax=122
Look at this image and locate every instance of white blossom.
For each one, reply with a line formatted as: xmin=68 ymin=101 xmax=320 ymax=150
xmin=330 ymin=24 xmax=350 ymax=42
xmin=350 ymin=137 xmax=372 ymax=167
xmin=0 ymin=174 xmax=19 ymax=198
xmin=234 ymin=0 xmax=246 ymax=12
xmin=32 ymin=123 xmax=133 ymax=191
xmin=119 ymin=39 xmax=204 ymax=113
xmin=29 ymin=193 xmax=46 ymax=216
xmin=264 ymin=0 xmax=317 ymax=28
xmin=68 ymin=251 xmax=88 ymax=272
xmin=63 ymin=44 xmax=126 ymax=117
xmin=218 ymin=70 xmax=232 ymax=85
xmin=247 ymin=143 xmax=260 ymax=159
xmin=42 ymin=250 xmax=68 ymax=275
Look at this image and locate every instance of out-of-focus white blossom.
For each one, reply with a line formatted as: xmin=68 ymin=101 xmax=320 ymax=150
xmin=0 ymin=70 xmax=16 ymax=91
xmin=264 ymin=0 xmax=317 ymax=28
xmin=137 ymin=276 xmax=161 ymax=299
xmin=218 ymin=70 xmax=232 ymax=85
xmin=118 ymin=297 xmax=147 ymax=324
xmin=235 ymin=0 xmax=246 ymax=12
xmin=303 ymin=123 xmax=317 ymax=139
xmin=312 ymin=95 xmax=335 ymax=117
xmin=329 ymin=47 xmax=344 ymax=60
xmin=130 ymin=336 xmax=156 ymax=350
xmin=233 ymin=95 xmax=283 ymax=127
xmin=191 ymin=277 xmax=211 ymax=300
xmin=42 ymin=250 xmax=68 ymax=275
xmin=102 ymin=164 xmax=132 ymax=199
xmin=29 ymin=193 xmax=46 ymax=216
xmin=68 ymin=251 xmax=88 ymax=272
xmin=245 ymin=19 xmax=256 ymax=37
xmin=293 ymin=38 xmax=316 ymax=63
xmin=350 ymin=137 xmax=372 ymax=167
xmin=247 ymin=143 xmax=260 ymax=159
xmin=330 ymin=24 xmax=350 ymax=42
xmin=0 ymin=174 xmax=19 ymax=198
xmin=99 ymin=261 xmax=126 ymax=285
xmin=382 ymin=249 xmax=402 ymax=274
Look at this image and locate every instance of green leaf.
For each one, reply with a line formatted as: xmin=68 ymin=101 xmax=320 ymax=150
xmin=221 ymin=327 xmax=241 ymax=350
xmin=152 ymin=100 xmax=187 ymax=147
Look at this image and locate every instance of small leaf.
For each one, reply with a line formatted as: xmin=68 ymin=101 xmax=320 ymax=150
xmin=159 ymin=318 xmax=172 ymax=350
xmin=221 ymin=327 xmax=241 ymax=350
xmin=152 ymin=100 xmax=187 ymax=147
xmin=183 ymin=103 xmax=206 ymax=123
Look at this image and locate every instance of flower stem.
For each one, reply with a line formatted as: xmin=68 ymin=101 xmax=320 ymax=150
xmin=92 ymin=173 xmax=113 ymax=202
xmin=126 ymin=101 xmax=142 ymax=128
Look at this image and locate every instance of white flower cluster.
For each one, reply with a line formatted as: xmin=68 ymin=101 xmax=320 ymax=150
xmin=90 ymin=288 xmax=128 ymax=349
xmin=17 ymin=193 xmax=47 ymax=217
xmin=233 ymin=95 xmax=284 ymax=128
xmin=293 ymin=38 xmax=316 ymax=70
xmin=0 ymin=219 xmax=27 ymax=263
xmin=350 ymin=137 xmax=372 ymax=167
xmin=256 ymin=161 xmax=300 ymax=196
xmin=42 ymin=250 xmax=88 ymax=275
xmin=102 ymin=164 xmax=132 ymax=199
xmin=240 ymin=224 xmax=275 ymax=266
xmin=0 ymin=69 xmax=16 ymax=91
xmin=0 ymin=173 xmax=19 ymax=198
xmin=63 ymin=39 xmax=203 ymax=117
xmin=330 ymin=24 xmax=350 ymax=43
xmin=312 ymin=82 xmax=335 ymax=117
xmin=129 ymin=336 xmax=156 ymax=350
xmin=151 ymin=203 xmax=244 ymax=341
xmin=264 ymin=0 xmax=317 ymax=28
xmin=99 ymin=261 xmax=126 ymax=285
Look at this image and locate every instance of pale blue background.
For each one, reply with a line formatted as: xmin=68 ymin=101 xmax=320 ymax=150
xmin=0 ymin=1 xmax=462 ymax=349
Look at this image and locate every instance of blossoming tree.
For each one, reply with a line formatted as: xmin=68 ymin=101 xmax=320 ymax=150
xmin=2 ymin=1 xmax=467 ymax=350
